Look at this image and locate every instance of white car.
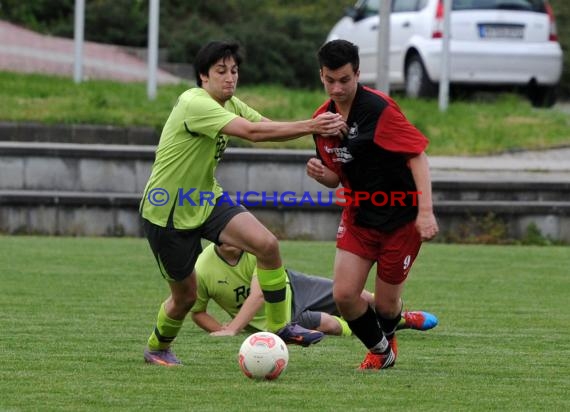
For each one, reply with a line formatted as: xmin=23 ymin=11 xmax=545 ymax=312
xmin=327 ymin=0 xmax=563 ymax=107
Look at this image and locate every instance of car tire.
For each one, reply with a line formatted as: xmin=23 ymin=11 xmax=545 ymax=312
xmin=527 ymin=84 xmax=557 ymax=108
xmin=405 ymin=55 xmax=436 ymax=99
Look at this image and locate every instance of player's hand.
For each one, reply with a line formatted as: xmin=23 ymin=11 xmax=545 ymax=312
xmin=306 ymin=157 xmax=326 ymax=179
xmin=415 ymin=211 xmax=439 ymax=241
xmin=321 ymin=123 xmax=348 ymax=139
xmin=210 ymin=328 xmax=239 ymax=337
xmin=312 ymin=112 xmax=346 ymax=136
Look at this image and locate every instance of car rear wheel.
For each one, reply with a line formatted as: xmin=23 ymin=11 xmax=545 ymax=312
xmin=405 ymin=55 xmax=436 ymax=99
xmin=527 ymin=84 xmax=557 ymax=108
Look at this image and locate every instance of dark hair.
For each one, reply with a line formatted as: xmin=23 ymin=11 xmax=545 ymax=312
xmin=194 ymin=41 xmax=242 ymax=87
xmin=317 ymin=39 xmax=359 ymax=72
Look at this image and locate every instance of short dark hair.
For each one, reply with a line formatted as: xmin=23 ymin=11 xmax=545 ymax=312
xmin=194 ymin=41 xmax=242 ymax=87
xmin=317 ymin=39 xmax=359 ymax=72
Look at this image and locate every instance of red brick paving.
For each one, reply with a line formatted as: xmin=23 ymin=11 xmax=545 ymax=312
xmin=0 ymin=20 xmax=180 ymax=84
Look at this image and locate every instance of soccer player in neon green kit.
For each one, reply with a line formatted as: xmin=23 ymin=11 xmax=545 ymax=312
xmin=190 ymin=243 xmax=438 ymax=336
xmin=140 ymin=41 xmax=346 ymax=366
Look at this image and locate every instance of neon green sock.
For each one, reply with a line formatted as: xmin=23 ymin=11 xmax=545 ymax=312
xmin=257 ymin=266 xmax=290 ymax=332
xmin=147 ymin=302 xmax=184 ymax=350
xmin=333 ymin=316 xmax=352 ymax=336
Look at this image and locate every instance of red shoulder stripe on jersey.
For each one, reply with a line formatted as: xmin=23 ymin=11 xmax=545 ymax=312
xmin=373 ymin=102 xmax=428 ymax=155
xmin=313 ymin=99 xmax=337 ymax=166
xmin=312 ymin=99 xmax=333 ymax=118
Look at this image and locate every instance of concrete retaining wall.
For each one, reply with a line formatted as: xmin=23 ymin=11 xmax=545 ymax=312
xmin=1 ymin=140 xmax=569 ymax=242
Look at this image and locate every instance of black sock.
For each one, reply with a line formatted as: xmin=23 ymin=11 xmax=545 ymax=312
xmin=347 ymin=306 xmax=388 ymax=353
xmin=377 ymin=310 xmax=402 ymax=339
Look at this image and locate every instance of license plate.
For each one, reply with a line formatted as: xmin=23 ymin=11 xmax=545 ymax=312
xmin=478 ymin=24 xmax=524 ymax=39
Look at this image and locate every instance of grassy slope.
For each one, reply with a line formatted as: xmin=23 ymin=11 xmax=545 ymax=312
xmin=1 ymin=71 xmax=569 ymax=155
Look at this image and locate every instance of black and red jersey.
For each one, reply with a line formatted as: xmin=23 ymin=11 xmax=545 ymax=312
xmin=313 ymin=85 xmax=428 ymax=232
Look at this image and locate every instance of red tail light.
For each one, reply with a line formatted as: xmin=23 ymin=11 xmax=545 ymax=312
xmin=432 ymin=0 xmax=444 ymax=39
xmin=545 ymin=2 xmax=558 ymax=42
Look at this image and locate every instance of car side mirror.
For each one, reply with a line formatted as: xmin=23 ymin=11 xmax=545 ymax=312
xmin=345 ymin=6 xmax=366 ymax=22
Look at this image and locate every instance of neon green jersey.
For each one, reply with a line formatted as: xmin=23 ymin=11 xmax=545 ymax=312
xmin=140 ymin=87 xmax=262 ymax=229
xmin=192 ymin=243 xmax=267 ymax=332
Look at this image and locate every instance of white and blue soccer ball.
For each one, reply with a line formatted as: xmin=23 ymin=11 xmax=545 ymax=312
xmin=238 ymin=332 xmax=289 ymax=380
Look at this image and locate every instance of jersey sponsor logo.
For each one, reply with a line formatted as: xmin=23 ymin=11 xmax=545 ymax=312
xmin=324 ymin=145 xmax=353 ymax=163
xmin=234 ymin=284 xmax=251 ymax=304
xmin=215 ymin=135 xmax=228 ymax=161
xmin=347 ymin=122 xmax=358 ymax=140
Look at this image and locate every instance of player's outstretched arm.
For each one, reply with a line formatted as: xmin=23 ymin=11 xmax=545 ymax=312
xmin=210 ymin=276 xmax=265 ymax=337
xmin=221 ymin=112 xmax=346 ymax=143
xmin=191 ymin=311 xmax=224 ymax=333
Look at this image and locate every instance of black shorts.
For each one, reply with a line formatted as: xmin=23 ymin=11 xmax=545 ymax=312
xmin=143 ymin=200 xmax=247 ymax=282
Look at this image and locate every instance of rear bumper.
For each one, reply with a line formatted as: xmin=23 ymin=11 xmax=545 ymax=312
xmin=419 ymin=40 xmax=563 ymax=86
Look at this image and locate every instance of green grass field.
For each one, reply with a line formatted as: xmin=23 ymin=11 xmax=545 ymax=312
xmin=1 ymin=236 xmax=569 ymax=411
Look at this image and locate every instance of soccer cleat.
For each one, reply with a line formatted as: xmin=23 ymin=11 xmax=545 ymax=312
xmin=399 ymin=311 xmax=438 ymax=331
xmin=143 ymin=348 xmax=182 ymax=366
xmin=359 ymin=348 xmax=396 ymax=370
xmin=359 ymin=335 xmax=397 ymax=370
xmin=388 ymin=335 xmax=398 ymax=357
xmin=276 ymin=323 xmax=325 ymax=347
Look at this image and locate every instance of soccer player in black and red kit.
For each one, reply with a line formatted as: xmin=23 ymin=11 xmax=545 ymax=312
xmin=306 ymin=39 xmax=439 ymax=370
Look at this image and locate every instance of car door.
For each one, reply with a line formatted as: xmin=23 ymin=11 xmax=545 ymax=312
xmin=390 ymin=0 xmax=427 ymax=85
xmin=345 ymin=0 xmax=382 ymax=84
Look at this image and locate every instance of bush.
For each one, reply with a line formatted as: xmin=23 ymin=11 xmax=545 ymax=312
xmin=519 ymin=223 xmax=552 ymax=246
xmin=443 ymin=213 xmax=510 ymax=244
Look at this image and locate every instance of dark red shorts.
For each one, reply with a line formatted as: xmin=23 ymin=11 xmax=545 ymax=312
xmin=336 ymin=210 xmax=422 ymax=285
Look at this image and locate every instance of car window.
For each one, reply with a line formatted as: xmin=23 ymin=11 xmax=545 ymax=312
xmin=353 ymin=0 xmax=427 ymax=16
xmin=352 ymin=0 xmax=379 ymax=17
xmin=452 ymin=0 xmax=546 ymax=12
xmin=393 ymin=0 xmax=421 ymax=12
